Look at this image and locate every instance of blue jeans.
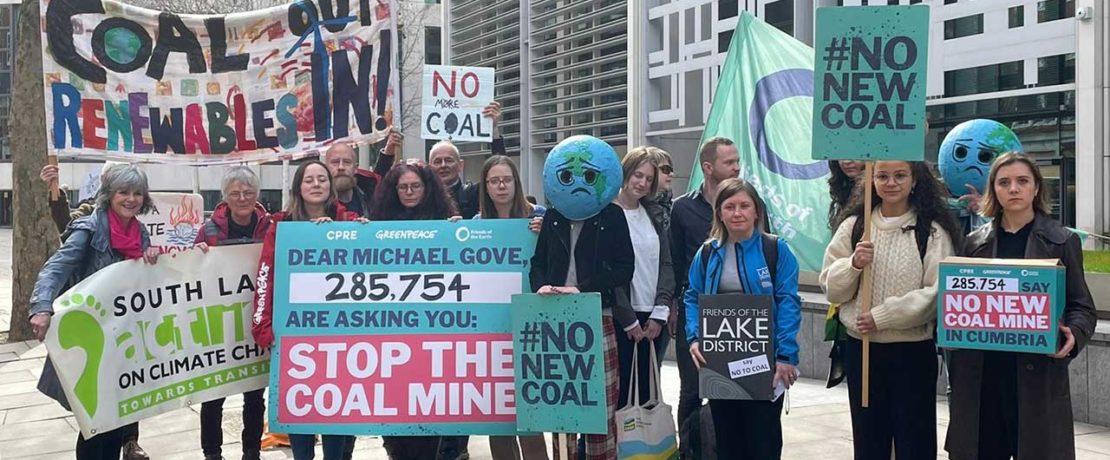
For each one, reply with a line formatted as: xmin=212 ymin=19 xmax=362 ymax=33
xmin=289 ymin=434 xmax=352 ymax=460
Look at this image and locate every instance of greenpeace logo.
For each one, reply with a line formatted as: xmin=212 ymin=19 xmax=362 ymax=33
xmin=253 ymin=263 xmax=270 ymax=326
xmin=375 ymin=230 xmax=439 ymax=240
xmin=982 ymin=270 xmax=1012 ymax=275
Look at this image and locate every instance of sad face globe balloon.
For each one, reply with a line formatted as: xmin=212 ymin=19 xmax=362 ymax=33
xmin=543 ymin=135 xmax=623 ymax=220
xmin=938 ymin=119 xmax=1023 ymax=196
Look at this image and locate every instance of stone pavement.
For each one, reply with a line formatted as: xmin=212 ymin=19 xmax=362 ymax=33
xmin=4 ymin=228 xmax=1110 ymax=459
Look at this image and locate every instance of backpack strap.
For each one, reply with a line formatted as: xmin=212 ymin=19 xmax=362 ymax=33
xmin=849 ymin=215 xmax=930 ymax=262
xmin=761 ymin=233 xmax=778 ymax=286
xmin=699 ymin=242 xmax=714 ymax=275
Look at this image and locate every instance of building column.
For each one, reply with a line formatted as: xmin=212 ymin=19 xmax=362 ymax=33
xmin=1075 ymin=0 xmax=1107 ymax=245
xmin=627 ymin=1 xmax=646 ymax=148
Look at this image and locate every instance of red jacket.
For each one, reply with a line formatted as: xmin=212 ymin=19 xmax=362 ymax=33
xmin=193 ymin=202 xmax=272 ymax=246
xmin=251 ymin=202 xmax=360 ymax=348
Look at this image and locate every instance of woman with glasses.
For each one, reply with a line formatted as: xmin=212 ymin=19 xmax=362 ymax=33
xmin=614 ymin=147 xmax=675 ymax=411
xmin=370 ymin=162 xmax=459 ymax=460
xmin=193 ymin=166 xmax=272 ymax=460
xmin=820 ymin=161 xmax=960 ymax=460
xmin=473 ymin=155 xmax=549 ymax=460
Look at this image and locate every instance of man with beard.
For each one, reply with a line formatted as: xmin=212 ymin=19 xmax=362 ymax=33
xmin=325 ymin=129 xmax=403 ymax=217
xmin=670 ymin=137 xmax=741 ymax=460
xmin=428 ymin=101 xmax=505 ymax=221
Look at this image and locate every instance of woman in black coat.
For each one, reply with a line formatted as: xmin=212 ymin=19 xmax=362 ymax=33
xmin=945 ymin=153 xmax=1096 ymax=460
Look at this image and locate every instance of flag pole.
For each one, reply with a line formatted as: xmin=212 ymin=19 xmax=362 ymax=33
xmin=860 ymin=162 xmax=874 ymax=408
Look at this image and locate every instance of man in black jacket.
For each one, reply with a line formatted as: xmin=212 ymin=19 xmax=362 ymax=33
xmin=428 ymin=102 xmax=505 ymax=222
xmin=669 ymin=136 xmax=739 ymax=459
xmin=325 ymin=129 xmax=401 ymax=217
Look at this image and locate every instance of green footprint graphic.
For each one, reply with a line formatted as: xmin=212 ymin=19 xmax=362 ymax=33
xmin=56 ymin=293 xmax=107 ymax=418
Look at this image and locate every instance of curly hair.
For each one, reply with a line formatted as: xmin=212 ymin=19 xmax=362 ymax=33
xmin=371 ymin=163 xmax=458 ymax=221
xmin=827 ymin=161 xmax=856 ymax=229
xmin=834 ymin=161 xmax=963 ymax=248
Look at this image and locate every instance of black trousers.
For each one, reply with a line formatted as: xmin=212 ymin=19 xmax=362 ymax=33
xmin=708 ymin=397 xmax=784 ymax=460
xmin=200 ymin=388 xmax=266 ymax=456
xmin=976 ymin=351 xmax=1019 ymax=460
xmin=675 ymin=302 xmax=701 ymax=455
xmin=76 ymin=424 xmax=133 ymax=460
xmin=383 ymin=436 xmax=441 ymax=460
xmin=616 ymin=312 xmax=670 ymax=407
xmin=843 ymin=337 xmax=938 ymax=460
xmin=436 ymin=435 xmax=469 ymax=460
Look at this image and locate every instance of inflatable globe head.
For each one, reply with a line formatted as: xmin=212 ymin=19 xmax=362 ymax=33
xmin=543 ymin=135 xmax=623 ymax=221
xmin=938 ymin=119 xmax=1022 ymax=196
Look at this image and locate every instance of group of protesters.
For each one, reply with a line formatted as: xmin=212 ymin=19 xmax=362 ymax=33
xmin=26 ymin=98 xmax=1096 ymax=460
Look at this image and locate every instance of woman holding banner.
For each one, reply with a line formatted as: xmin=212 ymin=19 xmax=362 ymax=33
xmin=192 ymin=165 xmax=271 ymax=460
xmin=474 ymin=155 xmax=550 ymax=460
xmin=252 ymin=160 xmax=364 ymax=460
xmin=614 ymin=147 xmax=675 ymax=407
xmin=945 ymin=153 xmax=1096 ymax=460
xmin=820 ymin=161 xmax=959 ymax=460
xmin=29 ymin=164 xmax=161 ymax=460
xmin=371 ymin=162 xmax=458 ymax=460
xmin=684 ymin=178 xmax=801 ymax=459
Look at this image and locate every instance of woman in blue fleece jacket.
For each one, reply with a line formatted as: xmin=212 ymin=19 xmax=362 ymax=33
xmin=685 ymin=178 xmax=802 ymax=460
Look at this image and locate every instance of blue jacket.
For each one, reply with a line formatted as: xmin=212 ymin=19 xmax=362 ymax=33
xmin=684 ymin=232 xmax=802 ymax=365
xmin=30 ymin=208 xmax=151 ymax=316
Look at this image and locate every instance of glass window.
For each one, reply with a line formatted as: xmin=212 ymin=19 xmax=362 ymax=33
xmin=718 ymin=30 xmax=734 ymax=53
xmin=765 ymin=0 xmax=794 ymax=36
xmin=944 ymin=61 xmax=1024 ymax=97
xmin=944 ymin=14 xmax=983 ymax=39
xmin=1009 ymin=6 xmax=1024 ymax=28
xmin=719 ymin=0 xmax=738 ymax=19
xmin=1038 ymin=53 xmax=1075 ymax=86
xmin=1037 ymin=0 xmax=1074 ymax=23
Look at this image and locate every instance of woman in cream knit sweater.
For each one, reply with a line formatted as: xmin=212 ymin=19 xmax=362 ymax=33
xmin=820 ymin=161 xmax=961 ymax=460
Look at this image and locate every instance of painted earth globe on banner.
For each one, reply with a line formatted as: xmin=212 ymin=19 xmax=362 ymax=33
xmin=938 ymin=119 xmax=1023 ymax=196
xmin=543 ymin=135 xmax=622 ymax=221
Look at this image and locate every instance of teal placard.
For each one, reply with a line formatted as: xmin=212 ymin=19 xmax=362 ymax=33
xmin=269 ymin=220 xmax=537 ymax=436
xmin=812 ymin=5 xmax=929 ymax=161
xmin=511 ymin=293 xmax=607 ymax=434
xmin=936 ymin=258 xmax=1064 ymax=354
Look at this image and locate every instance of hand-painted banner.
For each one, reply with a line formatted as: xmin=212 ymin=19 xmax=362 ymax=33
xmin=143 ymin=192 xmax=204 ymax=253
xmin=511 ymin=293 xmax=606 ymax=434
xmin=812 ymin=5 xmax=929 ymax=161
xmin=420 ymin=65 xmax=495 ymax=142
xmin=271 ymin=220 xmax=537 ymax=435
xmin=39 ymin=0 xmax=399 ymax=165
xmin=45 ymin=244 xmax=269 ymax=438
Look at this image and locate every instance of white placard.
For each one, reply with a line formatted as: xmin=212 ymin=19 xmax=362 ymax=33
xmin=421 ymin=65 xmax=495 ymax=142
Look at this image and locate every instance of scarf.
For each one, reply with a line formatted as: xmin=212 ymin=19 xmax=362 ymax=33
xmin=108 ymin=210 xmax=144 ymax=260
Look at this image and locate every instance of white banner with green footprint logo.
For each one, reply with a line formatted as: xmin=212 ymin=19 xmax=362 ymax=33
xmin=45 ymin=244 xmax=270 ymax=438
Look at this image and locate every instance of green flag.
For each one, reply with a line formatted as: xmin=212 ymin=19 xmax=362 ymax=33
xmin=688 ymin=12 xmax=831 ymax=273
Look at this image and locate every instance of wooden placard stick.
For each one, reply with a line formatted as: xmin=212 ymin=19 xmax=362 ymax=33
xmin=860 ymin=162 xmax=874 ymax=408
xmin=47 ymin=155 xmax=60 ymax=201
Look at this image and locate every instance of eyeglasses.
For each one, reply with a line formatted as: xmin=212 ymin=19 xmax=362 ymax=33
xmin=659 ymin=164 xmax=674 ymax=175
xmin=486 ymin=177 xmax=515 ymax=187
xmin=874 ymin=172 xmax=912 ymax=185
xmin=227 ymin=191 xmax=257 ymax=201
xmin=396 ymin=183 xmax=425 ymax=193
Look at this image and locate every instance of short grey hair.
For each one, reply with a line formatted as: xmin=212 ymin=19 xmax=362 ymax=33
xmin=221 ymin=166 xmax=261 ymax=201
xmin=429 ymin=140 xmax=460 ymax=160
xmin=95 ymin=163 xmax=153 ymax=215
xmin=324 ymin=141 xmax=358 ymax=163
